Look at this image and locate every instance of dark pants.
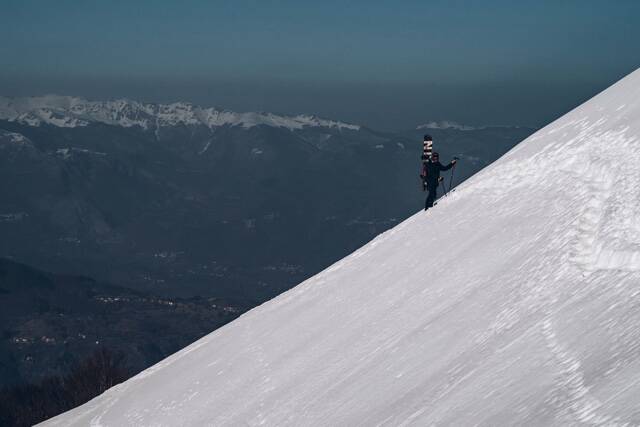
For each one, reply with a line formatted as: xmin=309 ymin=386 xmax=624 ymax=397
xmin=424 ymin=184 xmax=438 ymax=210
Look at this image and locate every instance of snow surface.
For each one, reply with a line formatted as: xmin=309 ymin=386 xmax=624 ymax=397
xmin=41 ymin=68 xmax=640 ymax=426
xmin=0 ymin=95 xmax=360 ymax=131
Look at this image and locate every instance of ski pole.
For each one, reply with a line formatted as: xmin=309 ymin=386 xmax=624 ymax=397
xmin=448 ymin=157 xmax=459 ymax=193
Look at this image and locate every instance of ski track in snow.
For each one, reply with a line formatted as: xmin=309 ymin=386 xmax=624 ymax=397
xmin=562 ymin=126 xmax=640 ymax=273
xmin=39 ymin=69 xmax=640 ymax=426
xmin=541 ymin=318 xmax=627 ymax=427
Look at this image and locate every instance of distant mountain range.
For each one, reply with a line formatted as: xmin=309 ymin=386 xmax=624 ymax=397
xmin=416 ymin=120 xmax=526 ymax=131
xmin=0 ymin=95 xmax=528 ymax=134
xmin=0 ymin=95 xmax=360 ymax=131
xmin=417 ymin=120 xmax=479 ymax=131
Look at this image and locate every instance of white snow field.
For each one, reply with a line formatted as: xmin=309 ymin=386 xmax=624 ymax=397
xmin=41 ymin=69 xmax=640 ymax=426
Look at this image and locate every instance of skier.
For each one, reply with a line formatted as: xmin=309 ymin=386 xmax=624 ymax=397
xmin=422 ymin=152 xmax=456 ymax=211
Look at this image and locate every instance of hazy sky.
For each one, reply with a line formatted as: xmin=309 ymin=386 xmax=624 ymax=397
xmin=1 ymin=0 xmax=639 ymax=130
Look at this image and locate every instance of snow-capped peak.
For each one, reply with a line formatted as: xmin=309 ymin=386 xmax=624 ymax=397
xmin=416 ymin=120 xmax=528 ymax=131
xmin=0 ymin=130 xmax=29 ymax=145
xmin=0 ymin=95 xmax=361 ymax=131
xmin=416 ymin=120 xmax=478 ymax=131
xmin=0 ymin=130 xmax=36 ymax=154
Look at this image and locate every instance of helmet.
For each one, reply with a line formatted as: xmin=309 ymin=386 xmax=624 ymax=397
xmin=431 ymin=151 xmax=439 ymax=159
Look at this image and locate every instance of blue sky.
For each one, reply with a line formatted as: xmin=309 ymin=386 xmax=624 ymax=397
xmin=1 ymin=0 xmax=639 ymax=129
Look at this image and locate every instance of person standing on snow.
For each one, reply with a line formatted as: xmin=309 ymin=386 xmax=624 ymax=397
xmin=422 ymin=151 xmax=456 ymax=211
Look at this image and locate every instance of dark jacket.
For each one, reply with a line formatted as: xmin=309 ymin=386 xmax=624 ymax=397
xmin=423 ymin=160 xmax=454 ymax=187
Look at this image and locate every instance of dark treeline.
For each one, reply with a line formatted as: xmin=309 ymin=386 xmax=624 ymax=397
xmin=0 ymin=348 xmax=129 ymax=427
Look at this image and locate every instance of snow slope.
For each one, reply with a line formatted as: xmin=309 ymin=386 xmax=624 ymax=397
xmin=41 ymin=69 xmax=640 ymax=426
xmin=0 ymin=95 xmax=360 ymax=131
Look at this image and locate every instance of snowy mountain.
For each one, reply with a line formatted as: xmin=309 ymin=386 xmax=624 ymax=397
xmin=416 ymin=120 xmax=528 ymax=131
xmin=0 ymin=95 xmax=360 ymax=131
xmin=40 ymin=68 xmax=640 ymax=426
xmin=0 ymin=129 xmax=32 ymax=146
xmin=417 ymin=120 xmax=479 ymax=131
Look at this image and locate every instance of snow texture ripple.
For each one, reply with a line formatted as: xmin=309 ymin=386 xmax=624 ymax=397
xmin=40 ymin=68 xmax=640 ymax=426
